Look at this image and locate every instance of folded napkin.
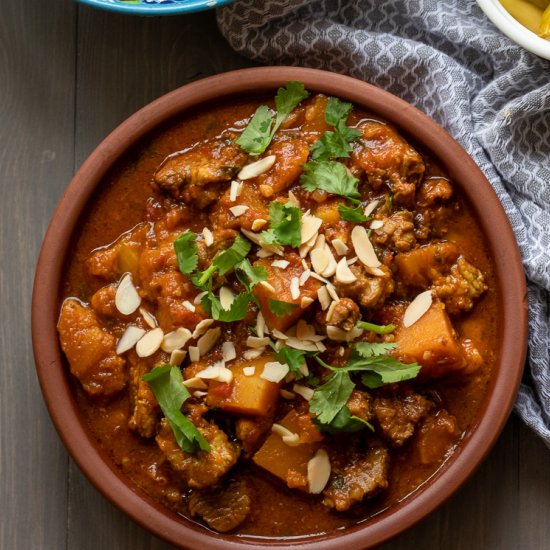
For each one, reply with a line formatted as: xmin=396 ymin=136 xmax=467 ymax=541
xmin=218 ymin=0 xmax=550 ymax=447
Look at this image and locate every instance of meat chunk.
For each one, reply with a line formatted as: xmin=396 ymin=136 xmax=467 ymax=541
xmin=235 ymin=417 xmax=273 ymax=456
xmin=154 ymin=139 xmax=248 ymax=208
xmin=372 ymin=391 xmax=433 ymax=447
xmin=156 ymin=418 xmax=240 ymax=489
xmin=352 ymin=120 xmax=425 ymax=207
xmin=188 ymin=479 xmax=252 ymax=532
xmin=317 ymin=297 xmax=361 ymax=331
xmin=57 ymin=299 xmax=126 ymax=397
xmin=370 ymin=211 xmax=416 ymax=252
xmin=414 ymin=410 xmax=460 ymax=465
xmin=128 ymin=361 xmax=159 ymax=438
xmin=90 ymin=284 xmax=119 ymax=318
xmin=346 ymin=390 xmax=373 ymax=424
xmin=417 ymin=177 xmax=453 ymax=207
xmin=323 ymin=439 xmax=390 ymax=511
xmin=432 ymin=257 xmax=488 ymax=314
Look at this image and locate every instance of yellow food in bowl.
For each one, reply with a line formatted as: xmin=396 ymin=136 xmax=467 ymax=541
xmin=500 ymin=0 xmax=550 ymax=38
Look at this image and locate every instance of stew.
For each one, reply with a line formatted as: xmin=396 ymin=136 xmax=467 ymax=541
xmin=58 ymin=83 xmax=498 ymax=537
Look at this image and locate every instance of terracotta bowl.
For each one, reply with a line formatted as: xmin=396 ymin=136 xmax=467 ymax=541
xmin=31 ymin=67 xmax=528 ymax=549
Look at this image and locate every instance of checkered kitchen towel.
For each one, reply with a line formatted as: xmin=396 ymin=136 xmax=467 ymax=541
xmin=217 ymin=0 xmax=550 ymax=447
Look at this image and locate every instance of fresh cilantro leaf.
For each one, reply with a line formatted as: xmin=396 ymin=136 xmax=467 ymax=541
xmin=268 ymin=298 xmax=299 ymax=317
xmin=236 ymin=82 xmax=309 ymax=155
xmin=313 ymin=405 xmax=373 ymax=434
xmin=356 ymin=321 xmax=396 ymax=335
xmin=142 ymin=365 xmax=210 ymax=453
xmin=276 ymin=346 xmax=308 ymax=379
xmin=300 ymin=160 xmax=360 ymax=203
xmin=352 ymin=341 xmax=397 ymax=357
xmin=309 ymin=369 xmax=355 ymax=425
xmin=261 ymin=202 xmax=302 ymax=247
xmin=338 ymin=203 xmax=368 ymax=222
xmin=310 ymin=130 xmax=352 ymax=161
xmin=235 ymin=259 xmax=268 ymax=292
xmin=202 ymin=291 xmax=252 ymax=323
xmin=325 ymin=97 xmax=353 ymax=126
xmin=173 ymin=232 xmax=198 ymax=275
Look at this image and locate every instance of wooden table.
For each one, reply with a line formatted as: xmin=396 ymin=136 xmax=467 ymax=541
xmin=1 ymin=1 xmax=549 ymax=548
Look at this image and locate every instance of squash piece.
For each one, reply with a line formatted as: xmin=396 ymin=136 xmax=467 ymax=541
xmin=253 ymin=410 xmax=321 ymax=489
xmin=253 ymin=252 xmax=320 ymax=332
xmin=395 ymin=301 xmax=465 ymax=376
xmin=206 ymin=354 xmax=281 ymax=417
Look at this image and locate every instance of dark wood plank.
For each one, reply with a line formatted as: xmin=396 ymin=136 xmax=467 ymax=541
xmin=0 ymin=1 xmax=77 ymax=549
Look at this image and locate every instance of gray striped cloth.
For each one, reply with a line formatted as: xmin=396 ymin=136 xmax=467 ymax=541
xmin=217 ymin=0 xmax=550 ymax=447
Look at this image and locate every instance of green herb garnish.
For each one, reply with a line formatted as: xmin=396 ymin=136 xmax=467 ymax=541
xmin=142 ymin=365 xmax=210 ymax=453
xmin=338 ymin=203 xmax=368 ymax=222
xmin=356 ymin=321 xmax=396 ymax=335
xmin=275 ymin=346 xmax=308 ymax=379
xmin=202 ymin=291 xmax=253 ymax=323
xmin=235 ymin=259 xmax=268 ymax=292
xmin=236 ymin=81 xmax=309 ymax=155
xmin=300 ymin=160 xmax=360 ymax=203
xmin=268 ymin=298 xmax=299 ymax=317
xmin=173 ymin=232 xmax=198 ymax=275
xmin=261 ymin=202 xmax=302 ymax=248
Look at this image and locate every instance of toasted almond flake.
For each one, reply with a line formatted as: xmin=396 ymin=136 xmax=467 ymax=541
xmin=192 ymin=318 xmax=214 ymax=340
xmin=365 ymin=266 xmax=385 ymax=278
xmin=299 ymin=269 xmax=311 ymax=286
xmin=257 ymin=248 xmax=274 ymax=258
xmin=326 ymin=325 xmax=363 ymax=342
xmin=316 ymin=341 xmax=327 ymax=352
xmin=247 ymin=336 xmax=270 ymax=348
xmin=331 ymin=238 xmax=349 ymax=256
xmin=313 ymin=234 xmax=326 ymax=251
xmin=139 ymin=308 xmax=157 ymax=329
xmin=280 ymin=389 xmax=296 ymax=399
xmin=219 ymin=286 xmax=235 ymax=310
xmin=238 ymin=155 xmax=276 ymax=180
xmin=116 ymin=326 xmax=146 ymax=355
xmin=252 ymin=218 xmax=268 ymax=231
xmin=351 ymin=225 xmax=381 ymax=268
xmin=272 ymin=329 xmax=288 ymax=340
xmin=293 ymin=384 xmax=315 ymax=401
xmin=299 ymin=241 xmax=314 ymax=259
xmin=182 ymin=300 xmax=196 ymax=312
xmin=285 ymin=337 xmax=319 ymax=352
xmin=300 ymin=296 xmax=314 ymax=308
xmin=203 ymin=227 xmax=214 ymax=247
xmin=290 ymin=277 xmax=300 ymax=300
xmin=288 ymin=190 xmax=300 ymax=207
xmin=271 ymin=259 xmax=290 ymax=269
xmin=193 ymin=291 xmax=207 ymax=305
xmin=229 ymin=180 xmax=243 ymax=201
xmin=317 ymin=286 xmax=331 ymax=311
xmin=243 ymin=366 xmax=256 ymax=376
xmin=193 ymin=390 xmax=208 ymax=398
xmin=222 ymin=341 xmax=237 ymax=362
xmin=271 ymin=423 xmax=300 ymax=447
xmin=299 ymin=361 xmax=310 ymax=376
xmin=310 ymin=248 xmax=330 ymax=274
xmin=115 ymin=273 xmax=141 ymax=315
xmin=260 ymin=362 xmax=290 ymax=383
xmin=182 ymin=377 xmax=208 ymax=390
xmin=198 ymin=327 xmax=221 ymax=356
xmin=307 ymin=449 xmax=331 ymax=494
xmin=403 ymin=290 xmax=433 ymax=327
xmin=229 ymin=205 xmax=249 ymax=217
xmin=161 ymin=327 xmax=193 ymax=353
xmin=188 ymin=346 xmax=200 ymax=363
xmin=300 ymin=214 xmax=323 ymax=245
xmin=301 ymin=259 xmax=309 ymax=270
xmin=136 ymin=327 xmax=164 ymax=358
xmin=259 ymin=280 xmax=275 ymax=293
xmin=326 ymin=301 xmax=340 ymax=325
xmin=326 ymin=283 xmax=340 ymax=303
xmin=347 ymin=256 xmax=358 ymax=265
xmin=364 ymin=199 xmax=380 ymax=217
xmin=241 ymin=228 xmax=263 ymax=245
xmin=370 ymin=219 xmax=384 ymax=230
xmin=320 ymin=247 xmax=337 ymax=278
xmin=296 ymin=320 xmax=315 ymax=341
xmin=169 ymin=349 xmax=187 ymax=366
xmin=196 ymin=365 xmax=233 ymax=383
xmin=243 ymin=348 xmax=264 ymax=360
xmin=310 ymin=272 xmax=330 ymax=284
xmin=335 ymin=257 xmax=358 ymax=284
xmin=256 ymin=312 xmax=267 ymax=339
xmin=338 ymin=346 xmax=345 ymax=357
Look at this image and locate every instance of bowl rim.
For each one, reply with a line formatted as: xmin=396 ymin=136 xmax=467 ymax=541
xmin=32 ymin=66 xmax=528 ymax=550
xmin=77 ymin=0 xmax=234 ymax=15
xmin=476 ymin=0 xmax=550 ymax=60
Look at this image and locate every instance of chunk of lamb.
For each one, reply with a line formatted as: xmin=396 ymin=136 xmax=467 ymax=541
xmin=153 ymin=139 xmax=248 ymax=209
xmin=323 ymin=439 xmax=390 ymax=511
xmin=188 ymin=478 xmax=252 ymax=532
xmin=316 ymin=297 xmax=361 ymax=332
xmin=351 ymin=120 xmax=425 ymax=207
xmin=128 ymin=360 xmax=159 ymax=438
xmin=370 ymin=210 xmax=416 ymax=252
xmin=57 ymin=299 xmax=126 ymax=397
xmin=372 ymin=391 xmax=433 ymax=447
xmin=417 ymin=177 xmax=453 ymax=207
xmin=156 ymin=417 xmax=240 ymax=489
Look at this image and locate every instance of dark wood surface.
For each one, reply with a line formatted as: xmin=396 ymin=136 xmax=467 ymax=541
xmin=1 ymin=1 xmax=549 ymax=548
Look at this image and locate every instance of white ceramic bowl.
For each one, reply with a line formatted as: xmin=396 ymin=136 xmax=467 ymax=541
xmin=477 ymin=0 xmax=550 ymax=59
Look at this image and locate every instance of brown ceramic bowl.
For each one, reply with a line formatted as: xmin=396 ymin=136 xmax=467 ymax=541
xmin=32 ymin=67 xmax=528 ymax=549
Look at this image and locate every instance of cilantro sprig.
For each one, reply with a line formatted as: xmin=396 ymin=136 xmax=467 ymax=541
xmin=268 ymin=298 xmax=299 ymax=317
xmin=143 ymin=365 xmax=210 ymax=453
xmin=261 ymin=202 xmax=302 ymax=248
xmin=174 ymin=232 xmax=198 ymax=275
xmin=300 ymin=160 xmax=360 ymax=203
xmin=236 ymin=81 xmax=310 ymax=155
xmin=356 ymin=320 xmax=396 ymax=335
xmin=338 ymin=203 xmax=368 ymax=222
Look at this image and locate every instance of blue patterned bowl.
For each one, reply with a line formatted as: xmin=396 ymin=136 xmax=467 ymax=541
xmin=78 ymin=0 xmax=234 ymax=15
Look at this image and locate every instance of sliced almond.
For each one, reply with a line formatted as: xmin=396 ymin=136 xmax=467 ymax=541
xmin=300 ymin=214 xmax=323 ymax=245
xmin=326 ymin=283 xmax=340 ymax=303
xmin=271 ymin=423 xmax=300 ymax=447
xmin=229 ymin=205 xmax=249 ymax=217
xmin=351 ymin=225 xmax=381 ymax=268
xmin=161 ymin=327 xmax=192 ymax=353
xmin=364 ymin=265 xmax=386 ymax=277
xmin=347 ymin=256 xmax=358 ymax=265
xmin=251 ymin=218 xmax=268 ymax=231
xmin=293 ymin=384 xmax=314 ymax=401
xmin=403 ymin=290 xmax=433 ymax=327
xmin=299 ymin=269 xmax=311 ymax=286
xmin=243 ymin=366 xmax=256 ymax=376
xmin=326 ymin=325 xmax=363 ymax=342
xmin=256 ymin=312 xmax=266 ymax=339
xmin=284 ymin=337 xmax=319 ymax=352
xmin=320 ymin=246 xmax=337 ymax=278
xmin=169 ymin=349 xmax=187 ymax=366
xmin=271 ymin=259 xmax=290 ymax=269
xmin=310 ymin=272 xmax=330 ymax=284
xmin=300 ymin=296 xmax=314 ymax=308
xmin=290 ymin=277 xmax=300 ymax=300
xmin=243 ymin=348 xmax=264 ymax=360
xmin=229 ymin=180 xmax=243 ymax=201
xmin=115 ymin=273 xmax=141 ymax=315
xmin=296 ymin=320 xmax=315 ymax=341
xmin=188 ymin=345 xmax=200 ymax=363
xmin=307 ymin=449 xmax=331 ymax=494
xmin=271 ymin=329 xmax=288 ymax=340
xmin=260 ymin=361 xmax=290 ymax=383
xmin=326 ymin=301 xmax=340 ymax=325
xmin=182 ymin=376 xmax=208 ymax=390
xmin=203 ymin=227 xmax=214 ymax=247
xmin=287 ymin=190 xmax=300 ymax=207
xmin=222 ymin=341 xmax=236 ymax=362
xmin=193 ymin=390 xmax=208 ymax=398
xmin=247 ymin=336 xmax=270 ymax=348
xmin=316 ymin=341 xmax=327 ymax=352
xmin=182 ymin=300 xmax=196 ymax=312
xmin=196 ymin=365 xmax=233 ymax=383
xmin=313 ymin=234 xmax=326 ymax=251
xmin=116 ymin=326 xmax=146 ymax=355
xmin=364 ymin=199 xmax=380 ymax=217
xmin=139 ymin=308 xmax=157 ymax=329
xmin=238 ymin=155 xmax=276 ymax=180
xmin=310 ymin=248 xmax=330 ymax=274
xmin=197 ymin=327 xmax=221 ymax=356
xmin=335 ymin=257 xmax=357 ymax=284
xmin=280 ymin=389 xmax=296 ymax=400
xmin=136 ymin=327 xmax=164 ymax=358
xmin=331 ymin=238 xmax=349 ymax=256
xmin=219 ymin=286 xmax=235 ymax=310
xmin=317 ymin=286 xmax=331 ymax=311
xmin=193 ymin=291 xmax=207 ymax=305
xmin=192 ymin=318 xmax=214 ymax=339
xmin=370 ymin=219 xmax=384 ymax=230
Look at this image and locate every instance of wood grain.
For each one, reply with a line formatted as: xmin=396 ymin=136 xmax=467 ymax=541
xmin=0 ymin=0 xmax=548 ymax=549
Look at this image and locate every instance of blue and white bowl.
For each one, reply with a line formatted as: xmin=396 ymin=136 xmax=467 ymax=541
xmin=78 ymin=0 xmax=234 ymax=15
